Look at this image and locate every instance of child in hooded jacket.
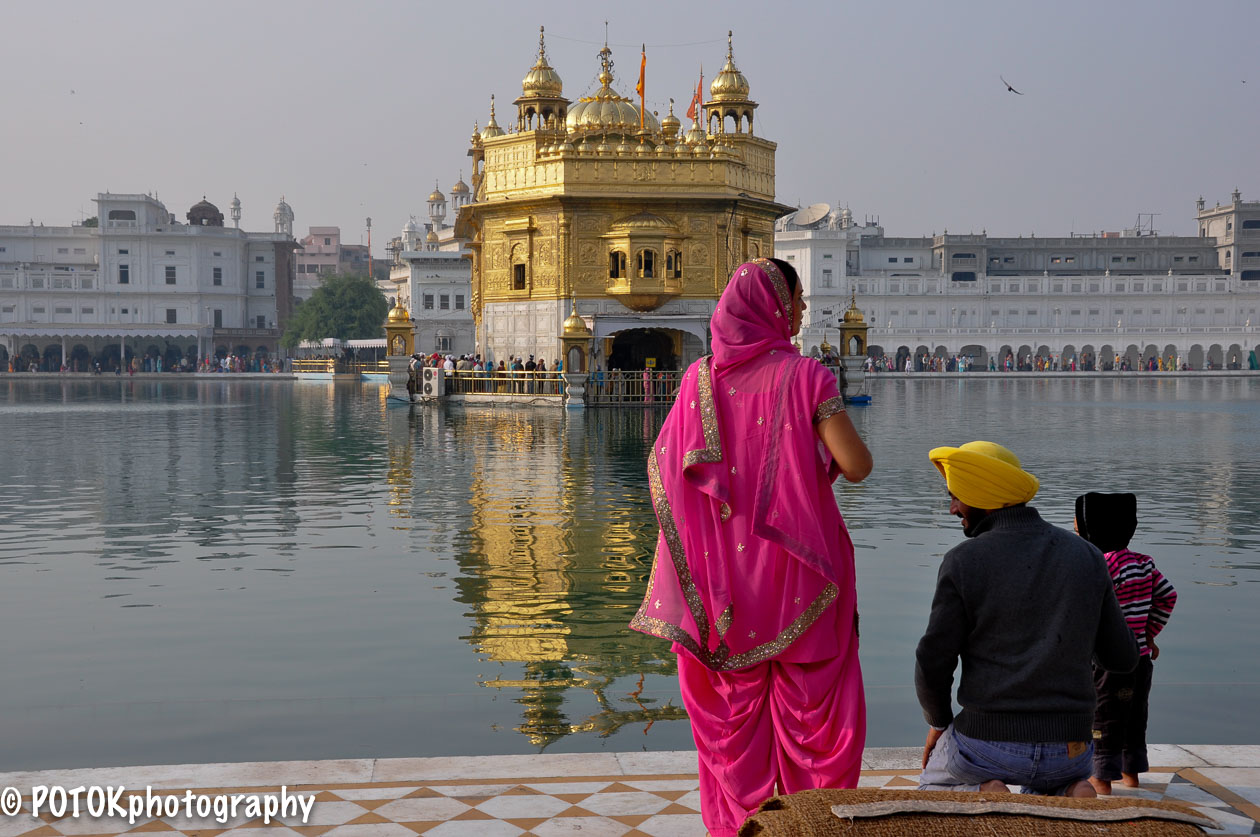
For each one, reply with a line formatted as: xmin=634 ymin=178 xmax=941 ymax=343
xmin=1075 ymin=492 xmax=1177 ymax=794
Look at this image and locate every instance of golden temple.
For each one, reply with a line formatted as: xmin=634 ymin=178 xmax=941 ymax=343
xmin=457 ymin=28 xmax=790 ymax=372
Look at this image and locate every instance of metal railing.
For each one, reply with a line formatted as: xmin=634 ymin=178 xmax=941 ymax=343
xmin=587 ymin=371 xmax=683 ymax=405
xmin=444 ymin=370 xmax=565 ymax=396
xmin=434 ymin=369 xmax=686 ymax=404
xmin=292 ymin=359 xmax=390 ymax=374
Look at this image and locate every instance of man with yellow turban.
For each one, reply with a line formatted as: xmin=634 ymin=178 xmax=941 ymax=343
xmin=915 ymin=441 xmax=1137 ymax=796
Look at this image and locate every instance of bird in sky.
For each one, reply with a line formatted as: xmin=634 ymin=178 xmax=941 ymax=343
xmin=1000 ymin=75 xmax=1023 ymax=95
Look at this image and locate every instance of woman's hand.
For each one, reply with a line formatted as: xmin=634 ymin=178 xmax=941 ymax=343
xmin=817 ymin=412 xmax=873 ymax=483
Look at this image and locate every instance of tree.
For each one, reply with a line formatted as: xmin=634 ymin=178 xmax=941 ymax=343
xmin=281 ymin=273 xmax=389 ymax=349
xmin=82 ymin=216 xmax=98 ymax=228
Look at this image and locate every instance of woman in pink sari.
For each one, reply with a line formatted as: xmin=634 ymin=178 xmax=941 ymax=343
xmin=631 ymin=258 xmax=872 ymax=836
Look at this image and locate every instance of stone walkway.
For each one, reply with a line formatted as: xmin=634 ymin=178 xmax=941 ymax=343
xmin=0 ymin=746 xmax=1255 ymax=837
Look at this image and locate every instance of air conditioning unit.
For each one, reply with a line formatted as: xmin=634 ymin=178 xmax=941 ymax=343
xmin=420 ymin=366 xmax=445 ymax=398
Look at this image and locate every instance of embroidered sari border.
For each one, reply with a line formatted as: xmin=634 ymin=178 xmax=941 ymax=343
xmin=814 ymin=395 xmax=846 ymax=424
xmin=681 ymin=356 xmax=722 ymax=468
xmin=752 ymin=257 xmax=792 ymax=322
xmin=724 ymin=584 xmax=839 ymax=669
xmin=639 ymin=448 xmax=714 ymax=651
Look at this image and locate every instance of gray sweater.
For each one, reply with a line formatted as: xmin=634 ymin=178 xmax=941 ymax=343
xmin=915 ymin=505 xmax=1138 ymax=742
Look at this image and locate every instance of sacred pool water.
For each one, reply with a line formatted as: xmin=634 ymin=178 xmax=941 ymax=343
xmin=0 ymin=376 xmax=1255 ymax=771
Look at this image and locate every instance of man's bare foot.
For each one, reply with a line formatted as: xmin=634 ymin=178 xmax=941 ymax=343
xmin=979 ymin=780 xmax=1010 ymax=793
xmin=1121 ymin=772 xmax=1140 ymax=788
xmin=1088 ymin=777 xmax=1112 ymax=795
xmin=1067 ymin=780 xmax=1097 ymax=798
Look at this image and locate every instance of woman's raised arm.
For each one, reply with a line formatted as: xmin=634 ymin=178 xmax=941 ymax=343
xmin=817 ymin=412 xmax=873 ymax=483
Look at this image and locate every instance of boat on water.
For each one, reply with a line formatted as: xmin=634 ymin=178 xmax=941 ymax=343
xmin=844 ymin=393 xmax=872 ymax=405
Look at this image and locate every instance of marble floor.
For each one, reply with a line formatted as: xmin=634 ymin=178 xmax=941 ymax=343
xmin=0 ymin=746 xmax=1255 ymax=837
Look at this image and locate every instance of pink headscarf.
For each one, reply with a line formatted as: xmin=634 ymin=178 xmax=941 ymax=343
xmin=710 ymin=258 xmax=798 ymax=373
xmin=631 ymin=260 xmax=852 ymax=670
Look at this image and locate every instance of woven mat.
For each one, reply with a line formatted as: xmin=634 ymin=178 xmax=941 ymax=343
xmin=738 ymin=788 xmax=1217 ymax=836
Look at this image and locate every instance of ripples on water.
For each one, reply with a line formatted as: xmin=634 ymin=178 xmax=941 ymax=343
xmin=0 ymin=375 xmax=1255 ymax=770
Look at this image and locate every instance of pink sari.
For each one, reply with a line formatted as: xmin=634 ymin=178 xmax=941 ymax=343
xmin=630 ymin=259 xmax=865 ymax=836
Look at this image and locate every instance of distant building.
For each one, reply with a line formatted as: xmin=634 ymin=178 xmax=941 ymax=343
xmin=294 ymin=226 xmax=376 ymax=301
xmin=339 ymin=242 xmax=371 ymax=277
xmin=295 ymin=226 xmax=341 ymax=300
xmin=776 ymin=192 xmax=1260 ymax=370
xmin=0 ymin=192 xmax=297 ymax=371
xmin=382 ymin=178 xmax=475 ymax=356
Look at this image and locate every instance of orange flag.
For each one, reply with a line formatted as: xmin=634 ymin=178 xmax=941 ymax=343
xmin=686 ymin=68 xmax=703 ymax=121
xmin=636 ymin=45 xmax=646 ymax=129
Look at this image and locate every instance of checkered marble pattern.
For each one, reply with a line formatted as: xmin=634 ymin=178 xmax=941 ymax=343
xmin=1 ymin=749 xmax=1256 ymax=837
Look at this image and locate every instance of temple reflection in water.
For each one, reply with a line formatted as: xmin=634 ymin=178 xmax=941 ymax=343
xmin=386 ymin=404 xmax=686 ymax=746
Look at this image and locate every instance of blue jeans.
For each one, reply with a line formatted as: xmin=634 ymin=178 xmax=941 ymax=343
xmin=919 ymin=725 xmax=1093 ymax=795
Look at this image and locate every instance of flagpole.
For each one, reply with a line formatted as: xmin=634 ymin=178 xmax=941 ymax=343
xmin=638 ymin=44 xmax=646 ymax=132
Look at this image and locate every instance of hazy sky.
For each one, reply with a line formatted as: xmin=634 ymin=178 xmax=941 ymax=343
xmin=7 ymin=0 xmax=1257 ymax=249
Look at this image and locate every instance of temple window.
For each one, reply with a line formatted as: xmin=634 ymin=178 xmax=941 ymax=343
xmin=609 ymin=250 xmax=627 ymax=279
xmin=512 ymin=244 xmax=527 ymax=290
xmin=637 ymin=249 xmax=657 ymax=279
xmin=666 ymin=249 xmax=683 ymax=279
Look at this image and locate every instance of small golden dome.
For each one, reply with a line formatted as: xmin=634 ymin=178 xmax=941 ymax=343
xmin=710 ymin=31 xmax=751 ymax=102
xmin=683 ymin=121 xmax=707 ymax=145
xmin=428 ymin=185 xmax=445 ymax=203
xmin=425 ymin=229 xmax=439 ymax=243
xmin=451 ymin=177 xmax=469 ymax=195
xmin=481 ymin=95 xmax=505 ymax=139
xmin=820 ymin=335 xmax=833 ymax=353
xmin=387 ymin=303 xmax=411 ymax=323
xmin=522 ymin=27 xmax=564 ymax=97
xmin=565 ymin=43 xmax=660 ymax=136
xmin=562 ymin=301 xmax=591 ymax=336
xmin=843 ymin=293 xmax=866 ymax=323
xmin=660 ymin=99 xmax=681 ymax=137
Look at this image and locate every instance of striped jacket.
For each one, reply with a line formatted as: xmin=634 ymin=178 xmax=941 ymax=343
xmin=1104 ymin=548 xmax=1177 ymax=657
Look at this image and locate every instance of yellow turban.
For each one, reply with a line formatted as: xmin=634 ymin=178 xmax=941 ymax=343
xmin=928 ymin=441 xmax=1039 ymax=510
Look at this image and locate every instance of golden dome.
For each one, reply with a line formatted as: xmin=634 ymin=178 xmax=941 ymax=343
xmin=481 ymin=95 xmax=505 ymax=139
xmin=451 ymin=176 xmax=470 ymax=195
xmin=562 ymin=300 xmax=590 ymax=335
xmin=710 ymin=31 xmax=751 ymax=102
xmin=565 ymin=44 xmax=660 ymax=136
xmin=387 ymin=303 xmax=411 ymax=323
xmin=425 ymin=229 xmax=439 ymax=243
xmin=682 ymin=121 xmax=707 ymax=145
xmin=660 ymin=99 xmax=681 ymax=137
xmin=843 ymin=292 xmax=866 ymax=323
xmin=820 ymin=334 xmax=833 ymax=353
xmin=428 ymin=184 xmax=445 ymax=203
xmin=521 ymin=27 xmax=564 ymax=98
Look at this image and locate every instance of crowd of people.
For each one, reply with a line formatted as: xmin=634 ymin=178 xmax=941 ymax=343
xmin=4 ymin=353 xmax=280 ymax=374
xmin=195 ymin=355 xmax=280 ymax=373
xmin=633 ymin=258 xmax=1180 ymax=836
xmin=849 ymin=349 xmax=1248 ymax=372
xmin=407 ymin=352 xmax=567 ymax=396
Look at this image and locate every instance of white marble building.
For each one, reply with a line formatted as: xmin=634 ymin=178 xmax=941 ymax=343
xmin=776 ymin=193 xmax=1260 ymax=370
xmin=382 ymin=178 xmax=477 ymax=357
xmin=0 ymin=193 xmax=297 ymax=371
